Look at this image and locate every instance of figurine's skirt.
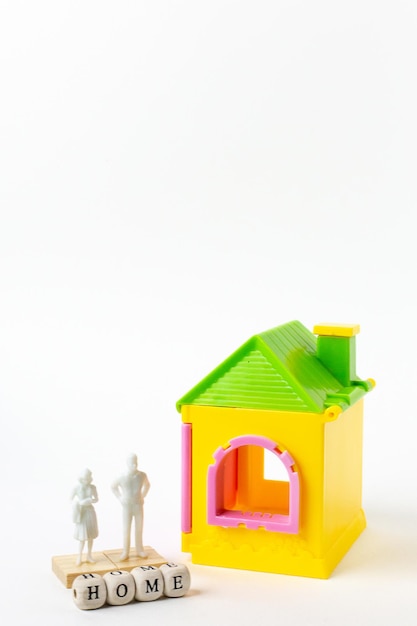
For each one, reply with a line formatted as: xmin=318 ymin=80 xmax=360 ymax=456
xmin=74 ymin=505 xmax=99 ymax=540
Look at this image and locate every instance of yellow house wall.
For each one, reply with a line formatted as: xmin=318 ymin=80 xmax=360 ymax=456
xmin=181 ymin=404 xmax=328 ymax=559
xmin=323 ymin=400 xmax=365 ymax=552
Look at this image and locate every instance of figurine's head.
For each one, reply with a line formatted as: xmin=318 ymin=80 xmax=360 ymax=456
xmin=80 ymin=468 xmax=93 ymax=484
xmin=126 ymin=453 xmax=138 ymax=473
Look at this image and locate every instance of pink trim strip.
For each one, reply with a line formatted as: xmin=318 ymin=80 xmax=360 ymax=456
xmin=181 ymin=423 xmax=192 ymax=533
xmin=207 ymin=435 xmax=300 ymax=534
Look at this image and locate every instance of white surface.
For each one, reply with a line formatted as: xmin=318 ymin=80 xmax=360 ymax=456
xmin=0 ymin=1 xmax=416 ymax=624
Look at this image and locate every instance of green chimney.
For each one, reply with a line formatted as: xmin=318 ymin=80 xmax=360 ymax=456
xmin=314 ymin=324 xmax=360 ymax=387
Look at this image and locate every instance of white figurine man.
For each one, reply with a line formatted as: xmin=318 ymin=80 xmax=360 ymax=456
xmin=112 ymin=453 xmax=150 ymax=560
xmin=71 ymin=468 xmax=99 ymax=566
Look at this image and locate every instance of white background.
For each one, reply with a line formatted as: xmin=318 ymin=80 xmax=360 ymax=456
xmin=1 ymin=1 xmax=416 ymax=624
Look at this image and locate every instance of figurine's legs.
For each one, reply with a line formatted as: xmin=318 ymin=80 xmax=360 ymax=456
xmin=86 ymin=539 xmax=95 ymax=563
xmin=76 ymin=540 xmax=85 ymax=566
xmin=120 ymin=508 xmax=133 ymax=560
xmin=134 ymin=508 xmax=146 ymax=557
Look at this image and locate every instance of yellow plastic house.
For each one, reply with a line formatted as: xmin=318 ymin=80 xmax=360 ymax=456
xmin=177 ymin=321 xmax=374 ymax=579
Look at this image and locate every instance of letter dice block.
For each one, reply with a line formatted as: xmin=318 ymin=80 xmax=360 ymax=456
xmin=131 ymin=565 xmax=164 ymax=601
xmin=72 ymin=573 xmax=107 ymax=610
xmin=160 ymin=563 xmax=191 ymax=598
xmin=103 ymin=570 xmax=135 ymax=606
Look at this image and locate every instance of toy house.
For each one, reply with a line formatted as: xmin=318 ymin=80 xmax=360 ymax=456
xmin=176 ymin=321 xmax=374 ymax=579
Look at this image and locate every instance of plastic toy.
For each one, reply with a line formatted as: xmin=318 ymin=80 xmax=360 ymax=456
xmin=177 ymin=321 xmax=375 ymax=579
xmin=111 ymin=453 xmax=151 ymax=560
xmin=71 ymin=468 xmax=99 ymax=565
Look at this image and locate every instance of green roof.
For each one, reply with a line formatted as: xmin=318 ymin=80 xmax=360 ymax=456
xmin=176 ymin=321 xmax=373 ymax=414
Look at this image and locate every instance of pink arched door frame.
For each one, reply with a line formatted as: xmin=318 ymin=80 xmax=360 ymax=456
xmin=207 ymin=435 xmax=300 ymax=533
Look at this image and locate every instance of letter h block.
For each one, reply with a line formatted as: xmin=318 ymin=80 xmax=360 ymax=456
xmin=72 ymin=573 xmax=107 ymax=610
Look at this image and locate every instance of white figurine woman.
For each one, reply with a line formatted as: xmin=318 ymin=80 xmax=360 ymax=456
xmin=71 ymin=468 xmax=99 ymax=565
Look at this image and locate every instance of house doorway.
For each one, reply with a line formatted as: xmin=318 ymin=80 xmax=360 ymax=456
xmin=207 ymin=435 xmax=299 ymax=533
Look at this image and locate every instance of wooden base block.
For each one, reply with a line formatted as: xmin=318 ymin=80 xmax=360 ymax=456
xmin=52 ymin=547 xmax=167 ymax=588
xmin=52 ymin=552 xmax=115 ymax=588
xmin=103 ymin=547 xmax=167 ymax=572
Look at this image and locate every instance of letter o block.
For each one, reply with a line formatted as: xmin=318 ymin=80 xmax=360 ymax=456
xmin=131 ymin=565 xmax=164 ymax=602
xmin=103 ymin=570 xmax=135 ymax=606
xmin=160 ymin=563 xmax=191 ymax=598
xmin=72 ymin=573 xmax=107 ymax=610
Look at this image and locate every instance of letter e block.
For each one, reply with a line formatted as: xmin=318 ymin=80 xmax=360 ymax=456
xmin=131 ymin=565 xmax=164 ymax=602
xmin=160 ymin=562 xmax=191 ymax=598
xmin=72 ymin=573 xmax=107 ymax=610
xmin=103 ymin=570 xmax=135 ymax=606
